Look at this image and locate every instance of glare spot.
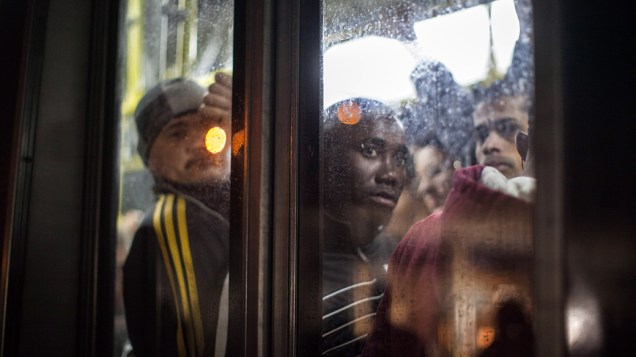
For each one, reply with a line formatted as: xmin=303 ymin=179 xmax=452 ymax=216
xmin=323 ymin=36 xmax=417 ymax=108
xmin=205 ymin=127 xmax=226 ymax=154
xmin=337 ymin=101 xmax=362 ymax=125
xmin=231 ymin=129 xmax=245 ymax=156
xmin=477 ymin=326 xmax=495 ymax=349
xmin=413 ymin=0 xmax=519 ymax=86
xmin=566 ymin=285 xmax=603 ymax=354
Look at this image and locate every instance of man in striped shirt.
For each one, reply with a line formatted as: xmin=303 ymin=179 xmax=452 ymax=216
xmin=322 ymin=98 xmax=409 ymax=356
xmin=123 ymin=76 xmax=231 ymax=357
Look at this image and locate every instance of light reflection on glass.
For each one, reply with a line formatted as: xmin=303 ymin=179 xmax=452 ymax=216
xmin=567 ymin=282 xmax=603 ymax=355
xmin=336 ymin=101 xmax=362 ymax=125
xmin=205 ymin=126 xmax=227 ymax=154
xmin=323 ymin=0 xmax=521 ymax=108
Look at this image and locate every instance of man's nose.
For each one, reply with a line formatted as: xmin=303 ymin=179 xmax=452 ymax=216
xmin=416 ymin=179 xmax=430 ymax=197
xmin=186 ymin=129 xmax=208 ymax=151
xmin=375 ymin=156 xmax=402 ymax=186
xmin=481 ymin=130 xmax=505 ymax=155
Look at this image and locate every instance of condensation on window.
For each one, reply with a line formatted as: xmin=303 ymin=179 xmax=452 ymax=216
xmin=320 ymin=0 xmax=537 ymax=356
xmin=115 ymin=1 xmax=234 ymax=356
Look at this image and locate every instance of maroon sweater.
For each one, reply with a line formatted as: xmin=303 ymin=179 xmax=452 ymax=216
xmin=362 ymin=165 xmax=533 ymax=356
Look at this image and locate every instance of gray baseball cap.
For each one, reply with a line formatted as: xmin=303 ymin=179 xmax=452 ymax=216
xmin=134 ymin=78 xmax=205 ymax=164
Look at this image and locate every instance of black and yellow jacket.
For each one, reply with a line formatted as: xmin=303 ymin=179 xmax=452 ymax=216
xmin=123 ymin=183 xmax=229 ymax=357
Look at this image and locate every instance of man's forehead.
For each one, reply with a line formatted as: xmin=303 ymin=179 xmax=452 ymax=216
xmin=475 ymin=95 xmax=525 ymax=114
xmin=353 ymin=117 xmax=404 ymax=139
xmin=474 ymin=98 xmax=527 ymax=124
xmin=356 ymin=115 xmax=402 ymax=131
xmin=165 ymin=111 xmax=209 ymax=128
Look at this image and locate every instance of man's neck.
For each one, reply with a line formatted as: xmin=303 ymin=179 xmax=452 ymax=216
xmin=154 ymin=178 xmax=230 ymax=219
xmin=323 ymin=211 xmax=358 ymax=254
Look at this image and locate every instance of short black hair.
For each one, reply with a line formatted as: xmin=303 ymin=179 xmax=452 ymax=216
xmin=323 ymin=98 xmax=396 ymax=131
xmin=473 ymin=39 xmax=535 ymax=128
xmin=323 ymin=97 xmax=400 ymax=154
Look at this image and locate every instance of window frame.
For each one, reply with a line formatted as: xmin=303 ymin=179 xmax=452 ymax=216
xmin=0 ymin=0 xmax=568 ymax=356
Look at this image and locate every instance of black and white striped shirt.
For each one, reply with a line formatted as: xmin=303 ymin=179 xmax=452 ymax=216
xmin=322 ymin=248 xmax=389 ymax=357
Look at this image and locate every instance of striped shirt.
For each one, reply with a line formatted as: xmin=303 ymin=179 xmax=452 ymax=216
xmin=322 ymin=250 xmax=388 ymax=356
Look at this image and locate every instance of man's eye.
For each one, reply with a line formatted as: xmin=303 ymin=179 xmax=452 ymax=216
xmin=169 ymin=130 xmax=185 ymax=140
xmin=496 ymin=120 xmax=519 ymax=138
xmin=394 ymin=153 xmax=408 ymax=167
xmin=360 ymin=143 xmax=378 ymax=158
xmin=473 ymin=126 xmax=489 ymax=143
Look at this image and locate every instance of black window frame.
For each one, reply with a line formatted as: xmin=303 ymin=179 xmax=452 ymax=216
xmin=1 ymin=0 xmax=594 ymax=356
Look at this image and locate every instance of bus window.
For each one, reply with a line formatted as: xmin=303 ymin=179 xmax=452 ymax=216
xmin=320 ymin=0 xmax=535 ymax=355
xmin=114 ymin=0 xmax=234 ymax=356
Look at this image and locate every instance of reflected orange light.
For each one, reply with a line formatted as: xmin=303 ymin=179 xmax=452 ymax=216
xmin=232 ymin=129 xmax=245 ymax=156
xmin=477 ymin=326 xmax=495 ymax=349
xmin=205 ymin=126 xmax=226 ymax=154
xmin=337 ymin=101 xmax=361 ymax=125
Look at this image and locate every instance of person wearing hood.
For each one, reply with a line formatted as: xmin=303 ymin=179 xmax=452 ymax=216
xmin=123 ymin=77 xmax=231 ymax=357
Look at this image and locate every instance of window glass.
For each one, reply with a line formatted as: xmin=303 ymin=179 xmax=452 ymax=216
xmin=321 ymin=0 xmax=535 ymax=355
xmin=114 ymin=0 xmax=234 ymax=356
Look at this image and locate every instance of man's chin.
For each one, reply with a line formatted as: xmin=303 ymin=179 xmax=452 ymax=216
xmin=486 ymin=164 xmax=518 ymax=179
xmin=181 ymin=172 xmax=230 ymax=186
xmin=423 ymin=195 xmax=442 ymax=213
xmin=366 ymin=208 xmax=393 ymax=230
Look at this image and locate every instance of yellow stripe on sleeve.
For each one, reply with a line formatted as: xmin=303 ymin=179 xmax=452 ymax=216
xmin=176 ymin=197 xmax=205 ymax=354
xmin=153 ymin=194 xmax=187 ymax=357
xmin=163 ymin=195 xmax=197 ymax=357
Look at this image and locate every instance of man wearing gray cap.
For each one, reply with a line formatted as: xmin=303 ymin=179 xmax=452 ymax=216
xmin=123 ymin=77 xmax=231 ymax=357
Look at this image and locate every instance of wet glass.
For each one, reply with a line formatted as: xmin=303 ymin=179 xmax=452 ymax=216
xmin=321 ymin=0 xmax=535 ymax=355
xmin=114 ymin=0 xmax=234 ymax=356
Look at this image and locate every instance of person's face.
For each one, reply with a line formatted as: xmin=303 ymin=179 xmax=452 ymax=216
xmin=473 ymin=96 xmax=529 ymax=179
xmin=147 ymin=111 xmax=231 ymax=185
xmin=344 ymin=117 xmax=408 ymax=228
xmin=412 ymin=145 xmax=454 ymax=213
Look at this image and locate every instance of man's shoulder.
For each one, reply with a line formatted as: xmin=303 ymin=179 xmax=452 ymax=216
xmin=400 ymin=212 xmax=443 ymax=249
xmin=151 ymin=192 xmax=229 ymax=226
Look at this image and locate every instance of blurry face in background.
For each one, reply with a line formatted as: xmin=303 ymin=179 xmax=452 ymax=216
xmin=412 ymin=145 xmax=454 ymax=213
xmin=473 ymin=95 xmax=529 ymax=179
xmin=148 ymin=111 xmax=231 ymax=185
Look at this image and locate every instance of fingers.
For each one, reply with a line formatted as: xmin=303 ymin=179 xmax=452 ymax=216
xmin=199 ymin=105 xmax=231 ymax=123
xmin=202 ymin=91 xmax=231 ymax=111
xmin=214 ymin=72 xmax=233 ymax=88
xmin=200 ymin=72 xmax=233 ymax=122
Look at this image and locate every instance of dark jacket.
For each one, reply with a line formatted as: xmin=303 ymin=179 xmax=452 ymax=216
xmin=322 ymin=213 xmax=392 ymax=356
xmin=123 ymin=184 xmax=229 ymax=357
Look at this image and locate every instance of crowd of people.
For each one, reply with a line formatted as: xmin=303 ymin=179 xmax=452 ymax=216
xmin=118 ymin=29 xmax=535 ymax=357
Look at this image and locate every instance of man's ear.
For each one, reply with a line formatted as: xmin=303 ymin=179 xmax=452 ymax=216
xmin=516 ymin=131 xmax=529 ymax=162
